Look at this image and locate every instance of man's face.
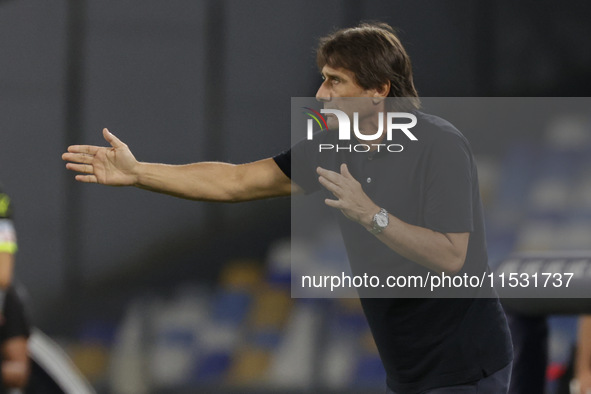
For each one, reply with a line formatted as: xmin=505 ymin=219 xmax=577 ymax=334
xmin=316 ymin=65 xmax=371 ymax=100
xmin=316 ymin=65 xmax=383 ymax=131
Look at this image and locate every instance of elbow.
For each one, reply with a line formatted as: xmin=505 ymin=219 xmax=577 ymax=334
xmin=443 ymin=254 xmax=467 ymax=275
xmin=437 ymin=232 xmax=470 ymax=275
xmin=445 ymin=260 xmax=463 ymax=275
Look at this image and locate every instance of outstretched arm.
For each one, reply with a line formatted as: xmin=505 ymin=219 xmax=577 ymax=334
xmin=62 ymin=128 xmax=301 ymax=202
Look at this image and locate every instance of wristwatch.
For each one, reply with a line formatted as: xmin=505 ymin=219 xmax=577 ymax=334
xmin=369 ymin=208 xmax=389 ymax=234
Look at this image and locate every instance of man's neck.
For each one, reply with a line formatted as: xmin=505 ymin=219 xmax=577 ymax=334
xmin=354 ymin=113 xmax=387 ymax=150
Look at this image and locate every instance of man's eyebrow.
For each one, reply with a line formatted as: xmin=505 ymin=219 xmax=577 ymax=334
xmin=323 ymin=71 xmax=347 ymax=80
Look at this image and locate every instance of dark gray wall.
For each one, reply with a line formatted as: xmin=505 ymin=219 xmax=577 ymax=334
xmin=0 ymin=0 xmax=67 ymax=310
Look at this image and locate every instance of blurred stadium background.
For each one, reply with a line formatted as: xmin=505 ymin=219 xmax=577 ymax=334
xmin=0 ymin=0 xmax=590 ymax=393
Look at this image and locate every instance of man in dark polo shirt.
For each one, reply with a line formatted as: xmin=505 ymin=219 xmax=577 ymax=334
xmin=63 ymin=22 xmax=513 ymax=393
xmin=279 ymin=106 xmax=513 ymax=392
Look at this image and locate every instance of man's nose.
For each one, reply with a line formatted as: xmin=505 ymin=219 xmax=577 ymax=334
xmin=316 ymin=81 xmax=330 ymax=102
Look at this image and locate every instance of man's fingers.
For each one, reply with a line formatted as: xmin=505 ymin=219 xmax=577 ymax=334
xmin=318 ymin=175 xmax=341 ymax=196
xmin=75 ymin=174 xmax=98 ymax=184
xmin=340 ymin=163 xmax=353 ymax=179
xmin=317 ymin=166 xmax=343 ymax=184
xmin=66 ymin=145 xmax=100 ymax=155
xmin=103 ymin=128 xmax=125 ymax=148
xmin=62 ymin=152 xmax=94 ymax=164
xmin=324 ymin=198 xmax=341 ymax=208
xmin=66 ymin=163 xmax=94 ymax=174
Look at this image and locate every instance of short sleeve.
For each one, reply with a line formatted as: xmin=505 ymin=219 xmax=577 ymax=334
xmin=272 ymin=150 xmax=292 ymax=179
xmin=273 ymin=136 xmax=322 ymax=194
xmin=423 ymin=133 xmax=474 ymax=233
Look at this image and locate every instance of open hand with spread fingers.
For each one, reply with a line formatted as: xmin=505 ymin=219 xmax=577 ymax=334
xmin=62 ymin=128 xmax=140 ymax=186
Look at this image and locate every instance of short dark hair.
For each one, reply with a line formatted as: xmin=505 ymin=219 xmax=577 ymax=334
xmin=317 ymin=22 xmax=420 ymax=109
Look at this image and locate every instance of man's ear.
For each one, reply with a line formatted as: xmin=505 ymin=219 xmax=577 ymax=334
xmin=371 ymin=81 xmax=390 ymax=104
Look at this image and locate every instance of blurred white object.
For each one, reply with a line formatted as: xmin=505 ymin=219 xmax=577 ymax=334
xmin=320 ymin=331 xmax=356 ymax=389
xmin=108 ymin=301 xmax=149 ymax=394
xmin=148 ymin=291 xmax=206 ymax=389
xmin=29 ymin=328 xmax=96 ymax=394
xmin=267 ymin=301 xmax=320 ymax=388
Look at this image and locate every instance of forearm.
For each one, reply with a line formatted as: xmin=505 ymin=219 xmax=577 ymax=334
xmin=134 ymin=158 xmax=293 ymax=202
xmin=135 ymin=161 xmax=245 ymax=202
xmin=360 ymin=211 xmax=467 ymax=273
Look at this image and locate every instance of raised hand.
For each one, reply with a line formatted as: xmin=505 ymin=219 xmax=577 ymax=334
xmin=62 ymin=128 xmax=140 ymax=186
xmin=317 ymin=163 xmax=379 ymax=227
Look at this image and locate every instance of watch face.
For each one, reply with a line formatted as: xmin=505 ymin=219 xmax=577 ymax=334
xmin=376 ymin=212 xmax=388 ymax=227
